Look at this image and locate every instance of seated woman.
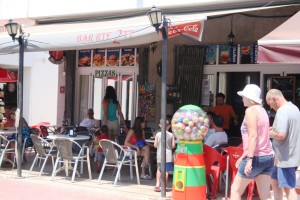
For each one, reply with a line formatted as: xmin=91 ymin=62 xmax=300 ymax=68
xmin=204 ymin=114 xmax=228 ymax=148
xmin=124 ymin=116 xmax=151 ymax=180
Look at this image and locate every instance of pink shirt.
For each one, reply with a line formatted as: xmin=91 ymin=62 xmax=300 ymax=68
xmin=240 ymin=105 xmax=273 ymax=157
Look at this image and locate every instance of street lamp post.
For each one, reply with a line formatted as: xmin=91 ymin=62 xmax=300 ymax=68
xmin=147 ymin=6 xmax=168 ymax=197
xmin=5 ymin=19 xmax=27 ymax=177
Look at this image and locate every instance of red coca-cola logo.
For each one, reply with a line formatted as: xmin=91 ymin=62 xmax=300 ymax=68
xmin=168 ymin=21 xmax=202 ymax=39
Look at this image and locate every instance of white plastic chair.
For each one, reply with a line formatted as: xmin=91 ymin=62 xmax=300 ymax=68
xmin=51 ymin=138 xmax=92 ymax=182
xmin=98 ymin=139 xmax=140 ymax=187
xmin=29 ymin=134 xmax=56 ymax=176
xmin=0 ymin=134 xmax=16 ymax=168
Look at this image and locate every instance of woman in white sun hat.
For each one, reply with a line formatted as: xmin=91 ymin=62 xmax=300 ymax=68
xmin=230 ymin=84 xmax=274 ymax=200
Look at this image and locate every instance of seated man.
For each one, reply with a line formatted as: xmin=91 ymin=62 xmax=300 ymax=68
xmin=204 ymin=114 xmax=228 ymax=148
xmin=80 ymin=108 xmax=100 ymax=129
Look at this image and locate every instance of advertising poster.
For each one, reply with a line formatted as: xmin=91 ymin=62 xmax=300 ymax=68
xmin=138 ymin=84 xmax=156 ymax=121
xmin=121 ymin=48 xmax=135 ymax=66
xmin=78 ymin=50 xmax=91 ymax=67
xmin=106 ymin=49 xmax=120 ymax=67
xmin=92 ymin=49 xmax=106 ymax=67
xmin=239 ymin=44 xmax=258 ymax=64
xmin=218 ymin=45 xmax=237 ymax=64
xmin=205 ymin=45 xmax=217 ymax=65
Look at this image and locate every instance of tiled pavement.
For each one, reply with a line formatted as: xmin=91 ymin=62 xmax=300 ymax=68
xmin=0 ymin=154 xmax=296 ymax=200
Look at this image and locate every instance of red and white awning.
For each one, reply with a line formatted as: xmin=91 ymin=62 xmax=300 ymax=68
xmin=0 ymin=14 xmax=205 ymax=54
xmin=258 ymin=11 xmax=300 ymax=63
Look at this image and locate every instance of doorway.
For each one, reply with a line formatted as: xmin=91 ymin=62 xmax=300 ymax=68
xmin=217 ymin=71 xmax=260 ymax=137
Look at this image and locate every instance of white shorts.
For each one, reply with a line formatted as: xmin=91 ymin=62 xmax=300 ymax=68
xmin=107 ymin=120 xmax=120 ymax=135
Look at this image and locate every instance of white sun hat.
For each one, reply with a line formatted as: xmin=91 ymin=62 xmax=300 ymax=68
xmin=237 ymin=84 xmax=262 ymax=104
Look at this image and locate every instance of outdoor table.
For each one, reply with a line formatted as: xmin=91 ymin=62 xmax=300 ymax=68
xmin=0 ymin=127 xmax=17 ymax=136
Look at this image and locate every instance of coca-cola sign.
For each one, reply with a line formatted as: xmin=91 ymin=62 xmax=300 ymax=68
xmin=168 ymin=21 xmax=202 ymax=39
xmin=48 ymin=51 xmax=65 ymax=64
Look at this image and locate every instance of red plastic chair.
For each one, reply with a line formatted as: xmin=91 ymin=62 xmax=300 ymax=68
xmin=203 ymin=144 xmax=227 ymax=199
xmin=226 ymin=146 xmax=255 ymax=200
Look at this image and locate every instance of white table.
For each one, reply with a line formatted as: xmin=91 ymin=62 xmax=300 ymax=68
xmin=47 ymin=135 xmax=90 ymax=141
xmin=0 ymin=128 xmax=17 ymax=136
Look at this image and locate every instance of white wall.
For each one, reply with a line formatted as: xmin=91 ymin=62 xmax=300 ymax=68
xmin=0 ymin=52 xmax=62 ymax=126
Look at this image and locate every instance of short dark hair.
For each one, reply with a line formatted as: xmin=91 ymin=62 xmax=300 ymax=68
xmin=216 ymin=93 xmax=225 ymax=99
xmin=206 ymin=111 xmax=215 ymax=118
xmin=100 ymin=125 xmax=108 ymax=134
xmin=212 ymin=115 xmax=224 ymax=128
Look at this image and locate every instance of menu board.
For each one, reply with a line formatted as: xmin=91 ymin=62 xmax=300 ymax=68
xmin=218 ymin=45 xmax=237 ymax=64
xmin=239 ymin=44 xmax=258 ymax=64
xmin=138 ymin=84 xmax=156 ymax=121
xmin=271 ymin=76 xmax=295 ymax=102
xmin=106 ymin=49 xmax=120 ymax=67
xmin=78 ymin=50 xmax=92 ymax=67
xmin=205 ymin=45 xmax=217 ymax=65
xmin=121 ymin=48 xmax=135 ymax=66
xmin=93 ymin=49 xmax=106 ymax=67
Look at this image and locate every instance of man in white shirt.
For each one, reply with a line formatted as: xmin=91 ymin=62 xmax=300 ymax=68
xmin=80 ymin=108 xmax=100 ymax=129
xmin=204 ymin=114 xmax=228 ymax=147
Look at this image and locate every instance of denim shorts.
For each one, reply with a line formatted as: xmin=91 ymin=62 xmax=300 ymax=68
xmin=238 ymin=155 xmax=274 ymax=179
xmin=271 ymin=166 xmax=297 ymax=188
xmin=94 ymin=152 xmax=105 ymax=162
xmin=157 ymin=162 xmax=173 ymax=173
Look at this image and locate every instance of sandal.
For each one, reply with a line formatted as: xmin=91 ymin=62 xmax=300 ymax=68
xmin=154 ymin=186 xmax=161 ymax=192
xmin=141 ymin=175 xmax=152 ymax=180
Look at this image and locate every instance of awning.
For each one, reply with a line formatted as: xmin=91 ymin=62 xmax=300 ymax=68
xmin=0 ymin=68 xmax=18 ymax=82
xmin=258 ymin=11 xmax=300 ymax=63
xmin=0 ymin=14 xmax=206 ymax=54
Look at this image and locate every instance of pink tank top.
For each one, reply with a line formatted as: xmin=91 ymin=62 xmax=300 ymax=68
xmin=240 ymin=105 xmax=273 ymax=157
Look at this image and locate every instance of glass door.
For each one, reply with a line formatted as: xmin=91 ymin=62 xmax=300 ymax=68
xmin=92 ymin=73 xmax=137 ymax=126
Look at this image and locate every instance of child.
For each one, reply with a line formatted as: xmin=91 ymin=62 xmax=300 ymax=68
xmin=153 ymin=119 xmax=175 ymax=192
xmin=93 ymin=125 xmax=109 ymax=173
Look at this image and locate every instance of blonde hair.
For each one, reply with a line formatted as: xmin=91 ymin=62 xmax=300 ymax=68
xmin=266 ymin=89 xmax=284 ymax=100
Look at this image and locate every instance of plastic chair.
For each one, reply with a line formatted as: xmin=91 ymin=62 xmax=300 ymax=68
xmin=29 ymin=135 xmax=56 ymax=176
xmin=227 ymin=137 xmax=243 ymax=147
xmin=51 ymin=138 xmax=92 ymax=182
xmin=203 ymin=144 xmax=227 ymax=199
xmin=98 ymin=139 xmax=140 ymax=187
xmin=226 ymin=146 xmax=255 ymax=200
xmin=0 ymin=134 xmax=16 ymax=168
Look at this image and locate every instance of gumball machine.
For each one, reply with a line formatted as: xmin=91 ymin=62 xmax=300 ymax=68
xmin=172 ymin=105 xmax=209 ymax=200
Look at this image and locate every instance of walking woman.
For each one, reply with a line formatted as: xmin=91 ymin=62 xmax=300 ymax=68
xmin=124 ymin=117 xmax=151 ymax=180
xmin=230 ymin=84 xmax=274 ymax=200
xmin=102 ymin=86 xmax=126 ymax=141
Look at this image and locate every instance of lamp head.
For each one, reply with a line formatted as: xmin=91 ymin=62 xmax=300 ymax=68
xmin=5 ymin=19 xmax=19 ymax=41
xmin=227 ymin=31 xmax=235 ymax=46
xmin=147 ymin=6 xmax=162 ymax=33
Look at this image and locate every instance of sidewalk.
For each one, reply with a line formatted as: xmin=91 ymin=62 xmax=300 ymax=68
xmin=0 ymin=155 xmax=297 ymax=200
xmin=0 ymin=156 xmax=173 ymax=200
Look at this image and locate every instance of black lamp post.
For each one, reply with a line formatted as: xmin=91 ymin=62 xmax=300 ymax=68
xmin=5 ymin=19 xmax=27 ymax=177
xmin=147 ymin=6 xmax=168 ymax=197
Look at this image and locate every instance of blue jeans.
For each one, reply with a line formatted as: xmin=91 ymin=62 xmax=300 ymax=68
xmin=238 ymin=155 xmax=274 ymax=179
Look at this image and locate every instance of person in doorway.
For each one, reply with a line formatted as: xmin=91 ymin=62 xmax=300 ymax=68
xmin=93 ymin=125 xmax=109 ymax=173
xmin=80 ymin=108 xmax=100 ymax=129
xmin=230 ymin=84 xmax=274 ymax=200
xmin=153 ymin=118 xmax=175 ymax=192
xmin=212 ymin=92 xmax=238 ymax=135
xmin=266 ymin=89 xmax=300 ymax=200
xmin=124 ymin=116 xmax=151 ymax=180
xmin=204 ymin=114 xmax=228 ymax=148
xmin=102 ymin=86 xmax=126 ymax=141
